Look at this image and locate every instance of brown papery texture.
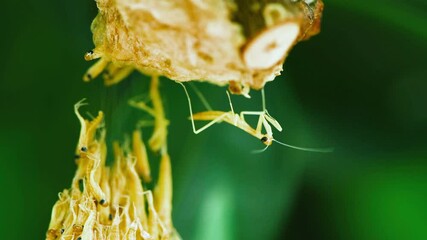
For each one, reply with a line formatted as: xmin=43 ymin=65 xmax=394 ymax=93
xmin=85 ymin=0 xmax=324 ymax=92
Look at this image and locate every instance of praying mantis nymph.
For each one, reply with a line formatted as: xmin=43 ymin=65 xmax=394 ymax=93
xmin=178 ymin=82 xmax=333 ymax=153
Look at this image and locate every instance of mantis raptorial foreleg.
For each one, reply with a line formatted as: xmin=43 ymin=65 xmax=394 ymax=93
xmin=264 ymin=111 xmax=283 ymax=132
xmin=104 ymin=66 xmax=134 ymax=86
xmin=240 ymin=111 xmax=265 ymax=133
xmin=83 ymin=58 xmax=109 ymax=82
xmin=239 ymin=87 xmax=282 ymax=132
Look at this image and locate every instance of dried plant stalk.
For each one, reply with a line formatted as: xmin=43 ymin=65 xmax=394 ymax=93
xmin=84 ymin=0 xmax=324 ymax=94
xmin=46 ymin=102 xmax=179 ymax=240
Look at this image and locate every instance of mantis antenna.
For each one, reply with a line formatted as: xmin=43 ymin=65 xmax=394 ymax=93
xmin=252 ymin=139 xmax=333 ymax=154
xmin=272 ymin=139 xmax=333 ymax=152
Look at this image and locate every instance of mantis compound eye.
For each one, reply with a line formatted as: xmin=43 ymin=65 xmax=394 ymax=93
xmin=84 ymin=49 xmax=102 ymax=61
xmin=260 ymin=136 xmax=273 ymax=146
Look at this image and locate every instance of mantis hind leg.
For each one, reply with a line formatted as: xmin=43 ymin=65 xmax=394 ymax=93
xmin=192 ymin=112 xmax=229 ymax=134
xmin=177 ymin=81 xmax=229 ymax=134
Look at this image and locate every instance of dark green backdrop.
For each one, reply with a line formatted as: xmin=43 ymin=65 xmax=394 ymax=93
xmin=1 ymin=0 xmax=426 ymax=239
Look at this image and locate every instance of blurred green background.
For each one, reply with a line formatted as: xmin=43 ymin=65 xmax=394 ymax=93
xmin=1 ymin=0 xmax=426 ymax=239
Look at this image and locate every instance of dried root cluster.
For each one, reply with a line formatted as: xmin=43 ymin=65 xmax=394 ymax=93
xmin=46 ymin=100 xmax=178 ymax=240
xmin=84 ymin=0 xmax=324 ymax=94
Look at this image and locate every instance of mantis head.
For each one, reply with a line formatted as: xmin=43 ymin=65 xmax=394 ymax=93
xmin=260 ymin=135 xmax=274 ymax=146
